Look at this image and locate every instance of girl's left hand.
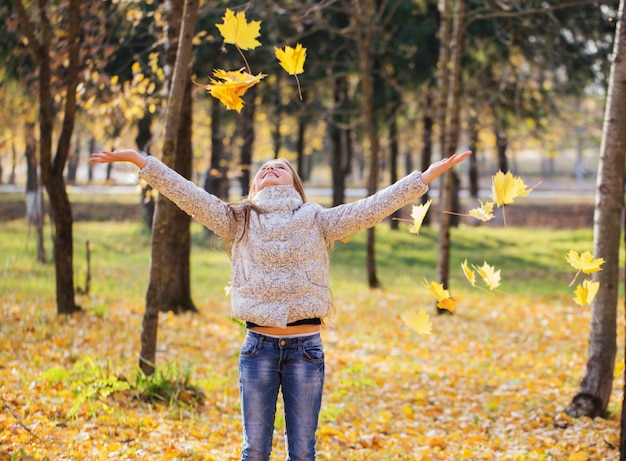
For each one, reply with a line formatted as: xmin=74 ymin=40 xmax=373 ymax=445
xmin=420 ymin=150 xmax=472 ymax=184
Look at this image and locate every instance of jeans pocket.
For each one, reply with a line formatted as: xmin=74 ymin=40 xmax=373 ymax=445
xmin=302 ymin=345 xmax=324 ymax=362
xmin=240 ymin=338 xmax=258 ymax=357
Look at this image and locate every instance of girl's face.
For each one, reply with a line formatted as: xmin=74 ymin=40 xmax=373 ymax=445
xmin=254 ymin=160 xmax=294 ymax=192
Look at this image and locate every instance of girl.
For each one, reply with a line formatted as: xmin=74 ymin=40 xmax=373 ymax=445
xmin=90 ymin=148 xmax=471 ymax=461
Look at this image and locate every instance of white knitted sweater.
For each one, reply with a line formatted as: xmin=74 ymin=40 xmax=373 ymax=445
xmin=139 ymin=156 xmax=429 ymax=328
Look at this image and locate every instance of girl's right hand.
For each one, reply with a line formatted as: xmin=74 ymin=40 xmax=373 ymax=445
xmin=90 ymin=149 xmax=147 ymax=168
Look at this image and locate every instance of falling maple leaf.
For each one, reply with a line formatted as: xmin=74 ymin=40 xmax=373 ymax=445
xmin=216 ymin=8 xmax=261 ymax=51
xmin=491 ymin=171 xmax=531 ymax=207
xmin=408 ymin=200 xmax=432 ymax=234
xmin=276 ymin=43 xmax=307 ymax=75
xmin=566 ymin=250 xmax=604 ymax=286
xmin=196 ymin=69 xmax=265 ymax=112
xmin=424 ymin=279 xmax=456 ymax=312
xmin=215 ymin=8 xmax=261 ymax=75
xmin=462 ymin=259 xmax=476 ymax=287
xmin=275 ymin=43 xmax=307 ymax=100
xmin=474 ymin=262 xmax=501 ymax=291
xmin=468 ymin=200 xmax=495 ymax=222
xmin=489 ymin=171 xmax=539 ymax=227
xmin=573 ymin=280 xmax=600 ymax=307
xmin=401 ymin=308 xmax=432 ymax=335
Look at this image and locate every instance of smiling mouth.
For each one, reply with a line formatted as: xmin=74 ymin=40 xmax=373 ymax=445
xmin=262 ymin=172 xmax=278 ymax=179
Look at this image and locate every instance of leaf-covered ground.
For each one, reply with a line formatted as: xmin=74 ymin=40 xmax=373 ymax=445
xmin=0 ymin=221 xmax=623 ymax=460
xmin=1 ymin=291 xmax=622 ymax=460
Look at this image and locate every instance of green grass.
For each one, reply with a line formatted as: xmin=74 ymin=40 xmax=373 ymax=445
xmin=1 ymin=216 xmax=620 ymax=307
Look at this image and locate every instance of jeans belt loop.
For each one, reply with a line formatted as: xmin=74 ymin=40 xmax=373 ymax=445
xmin=257 ymin=333 xmax=264 ymax=349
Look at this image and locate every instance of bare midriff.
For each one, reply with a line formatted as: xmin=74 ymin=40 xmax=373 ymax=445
xmin=249 ymin=324 xmax=321 ymax=336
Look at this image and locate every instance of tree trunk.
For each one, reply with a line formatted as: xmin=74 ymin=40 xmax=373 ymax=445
xmin=141 ymin=0 xmax=199 ymax=376
xmin=136 ymin=112 xmax=155 ymax=226
xmin=12 ymin=0 xmax=82 ymax=314
xmin=495 ymin=125 xmax=508 ymax=172
xmin=204 ymin=96 xmax=229 ymax=200
xmin=468 ymin=113 xmax=479 ymax=198
xmin=25 ymin=121 xmax=46 ymax=263
xmin=66 ymin=132 xmax=80 ymax=184
xmin=240 ymin=85 xmax=257 ymax=198
xmin=420 ymin=87 xmax=434 ymax=226
xmin=389 ymin=112 xmax=400 ymax=230
xmin=569 ymin=0 xmax=625 ymax=422
xmin=296 ymin=111 xmax=307 ymax=181
xmin=353 ymin=0 xmax=381 ymax=289
xmin=46 ymin=0 xmax=81 ymax=316
xmin=436 ymin=0 xmax=464 ymax=312
xmin=157 ymin=79 xmax=196 ymax=315
xmin=331 ymin=76 xmax=350 ymax=207
xmin=330 ymin=76 xmax=352 ymax=206
xmin=271 ymin=71 xmax=282 ymax=160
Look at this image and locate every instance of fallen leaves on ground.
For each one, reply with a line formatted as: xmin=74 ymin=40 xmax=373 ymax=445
xmin=1 ymin=289 xmax=622 ymax=460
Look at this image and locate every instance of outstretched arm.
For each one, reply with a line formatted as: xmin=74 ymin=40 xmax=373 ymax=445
xmin=90 ymin=149 xmax=147 ymax=168
xmin=420 ymin=150 xmax=472 ymax=184
xmin=90 ymin=149 xmax=236 ymax=239
xmin=319 ymin=149 xmax=473 ymax=241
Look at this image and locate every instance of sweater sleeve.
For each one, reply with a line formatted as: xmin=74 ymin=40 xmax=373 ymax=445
xmin=318 ymin=171 xmax=428 ymax=242
xmin=138 ymin=156 xmax=236 ymax=240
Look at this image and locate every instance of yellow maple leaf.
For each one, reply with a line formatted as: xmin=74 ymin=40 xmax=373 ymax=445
xmin=275 ymin=43 xmax=307 ymax=75
xmin=461 ymin=259 xmax=476 ymax=287
xmin=566 ymin=250 xmax=604 ymax=274
xmin=216 ymin=8 xmax=261 ymax=51
xmin=196 ymin=69 xmax=265 ymax=112
xmin=401 ymin=308 xmax=432 ymax=335
xmin=573 ymin=280 xmax=600 ymax=307
xmin=491 ymin=170 xmax=532 ymax=207
xmin=424 ymin=279 xmax=456 ymax=312
xmin=566 ymin=250 xmax=604 ymax=286
xmin=408 ymin=200 xmax=432 ymax=234
xmin=468 ymin=200 xmax=495 ymax=222
xmin=275 ymin=43 xmax=307 ymax=100
xmin=474 ymin=262 xmax=501 ymax=290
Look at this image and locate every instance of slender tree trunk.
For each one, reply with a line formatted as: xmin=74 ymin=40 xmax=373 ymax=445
xmin=436 ymin=0 xmax=464 ymax=311
xmin=205 ymin=96 xmax=228 ymax=200
xmin=240 ymin=85 xmax=257 ymax=198
xmin=331 ymin=76 xmax=350 ymax=207
xmin=468 ymin=113 xmax=479 ymax=198
xmin=568 ymin=0 xmax=625 ymax=422
xmin=25 ymin=121 xmax=46 ymax=263
xmin=66 ymin=132 xmax=80 ymax=184
xmin=389 ymin=111 xmax=400 ymax=230
xmin=141 ymin=0 xmax=199 ymax=376
xmin=296 ymin=111 xmax=307 ymax=180
xmin=12 ymin=0 xmax=83 ymax=315
xmin=495 ymin=125 xmax=508 ymax=172
xmin=136 ymin=112 xmax=155 ymax=226
xmin=50 ymin=0 xmax=81 ymax=315
xmin=353 ymin=0 xmax=381 ymax=288
xmin=421 ymin=87 xmax=434 ymax=225
xmin=272 ymin=71 xmax=282 ymax=160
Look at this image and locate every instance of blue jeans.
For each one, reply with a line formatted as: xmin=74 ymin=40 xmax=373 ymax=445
xmin=239 ymin=331 xmax=325 ymax=461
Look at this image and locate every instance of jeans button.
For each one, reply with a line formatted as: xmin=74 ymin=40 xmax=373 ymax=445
xmin=280 ymin=340 xmax=286 ymax=346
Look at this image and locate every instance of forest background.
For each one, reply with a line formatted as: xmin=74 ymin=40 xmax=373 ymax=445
xmin=1 ymin=0 xmax=625 ymax=460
